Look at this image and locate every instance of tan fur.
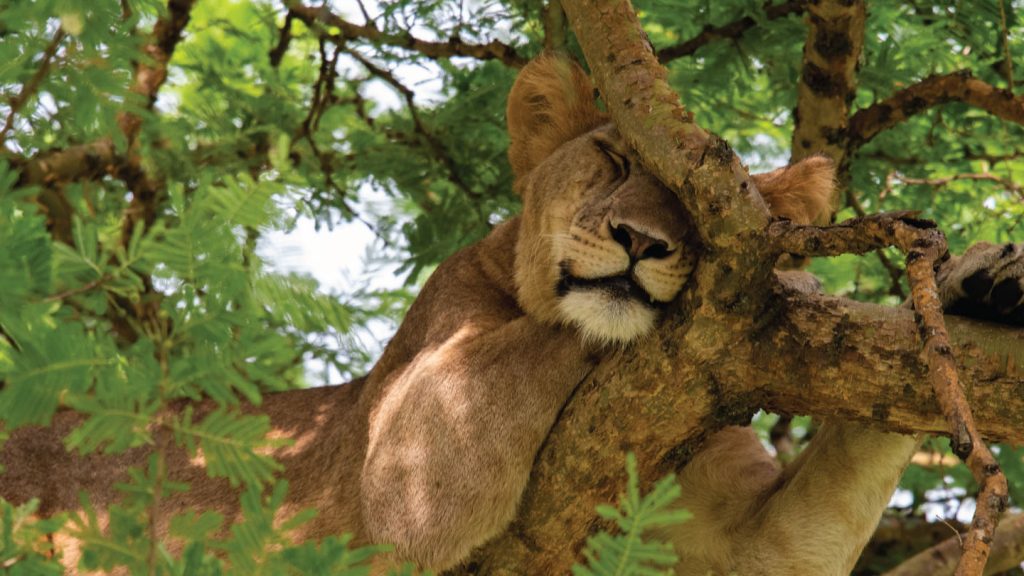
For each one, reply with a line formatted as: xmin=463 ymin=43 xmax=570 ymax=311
xmin=750 ymin=155 xmax=835 ymax=225
xmin=2 ymin=53 xmax=1015 ymax=575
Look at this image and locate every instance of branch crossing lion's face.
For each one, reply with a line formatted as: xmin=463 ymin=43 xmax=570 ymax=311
xmin=505 ymin=54 xmax=834 ymax=345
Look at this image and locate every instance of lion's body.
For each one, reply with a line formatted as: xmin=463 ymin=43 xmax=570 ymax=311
xmin=3 ymin=53 xmax=1023 ymax=575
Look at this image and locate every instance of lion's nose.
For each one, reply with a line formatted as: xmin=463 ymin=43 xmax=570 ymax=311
xmin=610 ymin=223 xmax=672 ymax=261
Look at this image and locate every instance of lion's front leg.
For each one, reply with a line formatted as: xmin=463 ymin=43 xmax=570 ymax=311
xmin=359 ymin=317 xmax=592 ymax=571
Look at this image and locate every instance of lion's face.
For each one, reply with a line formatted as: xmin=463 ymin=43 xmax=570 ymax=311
xmin=514 ymin=125 xmax=696 ymax=343
xmin=506 ymin=54 xmax=834 ymax=344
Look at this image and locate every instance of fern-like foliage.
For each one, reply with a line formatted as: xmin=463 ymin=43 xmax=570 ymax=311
xmin=572 ymin=453 xmax=692 ymax=576
xmin=0 ymin=499 xmax=66 ymax=575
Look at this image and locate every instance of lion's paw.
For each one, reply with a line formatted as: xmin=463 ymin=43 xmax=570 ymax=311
xmin=938 ymin=242 xmax=1024 ymax=325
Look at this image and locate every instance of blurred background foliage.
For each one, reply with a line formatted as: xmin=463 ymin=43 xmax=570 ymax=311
xmin=0 ymin=0 xmax=1021 ymax=573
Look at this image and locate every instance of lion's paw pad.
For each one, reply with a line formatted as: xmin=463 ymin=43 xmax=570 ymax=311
xmin=941 ymin=242 xmax=1024 ymax=325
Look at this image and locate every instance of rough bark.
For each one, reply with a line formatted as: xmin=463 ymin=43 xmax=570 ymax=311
xmin=790 ymin=0 xmax=865 ymax=176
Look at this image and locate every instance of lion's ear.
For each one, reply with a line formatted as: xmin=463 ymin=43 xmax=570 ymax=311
xmin=751 ymin=156 xmax=836 ymax=225
xmin=506 ymin=52 xmax=607 ymax=180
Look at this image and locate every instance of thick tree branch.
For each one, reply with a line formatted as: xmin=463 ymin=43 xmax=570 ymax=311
xmin=790 ymin=0 xmax=865 ymax=207
xmin=849 ymin=71 xmax=1024 ymax=150
xmin=857 ymin=515 xmax=967 ymax=574
xmin=756 ymin=295 xmax=1024 ymax=441
xmin=9 ymin=139 xmax=120 ymax=187
xmin=656 ymin=0 xmax=807 ymax=63
xmin=542 ymin=0 xmax=567 ymax=51
xmin=285 ymin=2 xmax=527 ymax=67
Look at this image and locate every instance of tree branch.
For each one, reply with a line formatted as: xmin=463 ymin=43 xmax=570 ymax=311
xmin=857 ymin=515 xmax=967 ymax=574
xmin=268 ymin=10 xmax=296 ymax=67
xmin=886 ymin=171 xmax=1023 ymax=201
xmin=342 ymin=46 xmax=480 ymax=201
xmin=285 ymin=2 xmax=527 ymax=67
xmin=756 ymin=294 xmax=1024 ymax=442
xmin=9 ymin=139 xmax=121 ymax=187
xmin=846 ymin=186 xmax=906 ymax=299
xmin=0 ymin=27 xmax=66 ymax=143
xmin=542 ymin=0 xmax=567 ymax=51
xmin=117 ymin=0 xmax=196 ymax=143
xmin=849 ymin=71 xmax=1024 ymax=150
xmin=656 ymin=0 xmax=807 ymax=63
xmin=789 ymin=0 xmax=865 ymax=206
xmin=883 ymin=513 xmax=1024 ymax=576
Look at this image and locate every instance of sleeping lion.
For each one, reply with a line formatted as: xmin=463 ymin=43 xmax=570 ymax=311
xmin=2 ymin=53 xmax=1023 ymax=575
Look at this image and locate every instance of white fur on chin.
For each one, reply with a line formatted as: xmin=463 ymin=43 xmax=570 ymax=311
xmin=557 ymin=290 xmax=657 ymax=345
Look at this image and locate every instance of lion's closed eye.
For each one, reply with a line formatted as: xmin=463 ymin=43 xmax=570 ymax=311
xmin=594 ymin=140 xmax=630 ymax=180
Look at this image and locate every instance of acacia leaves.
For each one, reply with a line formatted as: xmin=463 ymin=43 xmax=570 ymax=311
xmin=573 ymin=454 xmax=691 ymax=576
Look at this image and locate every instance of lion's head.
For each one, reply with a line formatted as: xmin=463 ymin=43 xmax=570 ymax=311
xmin=506 ymin=53 xmax=834 ymax=344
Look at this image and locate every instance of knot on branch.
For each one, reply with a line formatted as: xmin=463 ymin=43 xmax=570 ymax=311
xmin=696 ymin=135 xmax=734 ymax=169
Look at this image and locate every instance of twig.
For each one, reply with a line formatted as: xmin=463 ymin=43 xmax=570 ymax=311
xmin=770 ymin=212 xmax=1010 ymax=576
xmin=43 ymin=274 xmax=113 ymax=302
xmin=846 ymin=187 xmax=906 ymax=298
xmin=657 ymin=0 xmax=807 ymax=63
xmin=886 ymin=171 xmax=1024 ymax=200
xmin=0 ymin=27 xmax=67 ymax=142
xmin=286 ymin=1 xmax=526 ymax=67
xmin=343 ymin=46 xmax=480 ymax=200
xmin=997 ymin=0 xmax=1014 ymax=95
xmin=268 ymin=10 xmax=296 ymax=67
xmin=354 ymin=0 xmax=373 ymax=25
xmin=849 ymin=71 xmax=1024 ymax=150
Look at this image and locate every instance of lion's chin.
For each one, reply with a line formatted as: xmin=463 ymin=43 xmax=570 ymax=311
xmin=557 ymin=290 xmax=657 ymax=345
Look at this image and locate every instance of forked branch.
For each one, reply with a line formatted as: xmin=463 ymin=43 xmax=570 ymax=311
xmin=771 ymin=212 xmax=1010 ymax=575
